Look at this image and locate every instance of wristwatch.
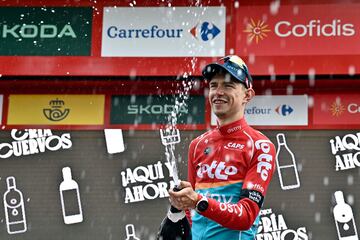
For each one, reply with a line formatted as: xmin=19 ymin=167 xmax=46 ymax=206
xmin=195 ymin=195 xmax=209 ymax=213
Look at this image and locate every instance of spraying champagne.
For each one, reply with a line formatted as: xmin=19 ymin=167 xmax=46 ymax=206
xmin=157 ymin=129 xmax=192 ymax=240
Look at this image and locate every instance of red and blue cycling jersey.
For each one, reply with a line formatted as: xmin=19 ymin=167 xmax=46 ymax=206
xmin=187 ymin=118 xmax=276 ymax=240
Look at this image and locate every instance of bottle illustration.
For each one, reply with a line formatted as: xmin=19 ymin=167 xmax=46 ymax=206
xmin=59 ymin=167 xmax=83 ymax=224
xmin=3 ymin=176 xmax=27 ymax=234
xmin=125 ymin=224 xmax=140 ymax=240
xmin=276 ymin=133 xmax=300 ymax=190
xmin=333 ymin=191 xmax=358 ymax=240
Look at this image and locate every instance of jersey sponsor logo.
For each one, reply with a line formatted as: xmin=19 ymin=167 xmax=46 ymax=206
xmin=224 ymin=142 xmax=245 ymax=151
xmin=196 ymin=160 xmax=238 ymax=180
xmin=255 ymin=139 xmax=273 ymax=181
xmin=240 ymin=189 xmax=264 ymax=208
xmin=227 ymin=126 xmax=241 ymax=133
xmin=199 ymin=191 xmax=233 ymax=203
xmin=247 ymin=182 xmax=265 ymax=194
xmin=204 ymin=147 xmax=211 ymax=155
xmin=219 ymin=202 xmax=243 ymax=217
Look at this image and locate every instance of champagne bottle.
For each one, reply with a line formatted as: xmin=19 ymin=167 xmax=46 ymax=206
xmin=333 ymin=191 xmax=358 ymax=240
xmin=276 ymin=133 xmax=300 ymax=190
xmin=4 ymin=176 xmax=27 ymax=234
xmin=156 ymin=188 xmax=191 ymax=240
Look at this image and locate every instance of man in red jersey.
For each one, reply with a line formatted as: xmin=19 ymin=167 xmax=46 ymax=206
xmin=169 ymin=55 xmax=276 ymax=239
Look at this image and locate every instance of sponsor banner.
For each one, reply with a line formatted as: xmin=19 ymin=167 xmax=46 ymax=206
xmin=7 ymin=95 xmax=104 ymax=125
xmin=313 ymin=94 xmax=360 ymax=125
xmin=0 ymin=7 xmax=92 ymax=56
xmin=211 ymin=95 xmax=308 ymax=126
xmin=236 ymin=4 xmax=360 ymax=56
xmin=110 ymin=95 xmax=205 ymax=125
xmin=102 ymin=7 xmax=225 ymax=57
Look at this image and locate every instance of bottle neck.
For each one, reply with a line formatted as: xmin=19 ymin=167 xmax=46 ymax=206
xmin=6 ymin=177 xmax=16 ymax=189
xmin=62 ymin=167 xmax=72 ymax=181
xmin=277 ymin=134 xmax=287 ymax=146
xmin=334 ymin=191 xmax=345 ymax=204
xmin=167 ymin=208 xmax=185 ymax=223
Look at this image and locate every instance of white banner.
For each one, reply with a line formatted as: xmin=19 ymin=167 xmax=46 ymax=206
xmin=211 ymin=95 xmax=308 ymax=126
xmin=101 ymin=7 xmax=225 ymax=57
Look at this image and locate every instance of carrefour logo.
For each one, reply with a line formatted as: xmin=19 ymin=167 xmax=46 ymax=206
xmin=244 ymin=18 xmax=355 ymax=43
xmin=107 ymin=25 xmax=184 ymax=39
xmin=275 ymin=105 xmax=294 ymax=116
xmin=106 ymin=22 xmax=221 ymax=41
xmin=190 ymin=22 xmax=221 ymax=41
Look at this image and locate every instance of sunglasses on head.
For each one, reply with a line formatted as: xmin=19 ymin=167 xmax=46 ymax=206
xmin=218 ymin=55 xmax=253 ymax=89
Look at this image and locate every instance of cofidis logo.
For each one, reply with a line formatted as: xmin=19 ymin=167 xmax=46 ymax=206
xmin=244 ymin=18 xmax=355 ymax=43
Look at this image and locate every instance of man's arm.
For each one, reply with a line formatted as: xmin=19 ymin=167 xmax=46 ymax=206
xmin=170 ymin=138 xmax=276 ymax=231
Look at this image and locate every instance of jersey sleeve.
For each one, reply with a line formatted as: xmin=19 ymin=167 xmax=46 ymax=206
xmin=200 ymin=137 xmax=276 ymax=230
xmin=187 ymin=139 xmax=197 ymax=189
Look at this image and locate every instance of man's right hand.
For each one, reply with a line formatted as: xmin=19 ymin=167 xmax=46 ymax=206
xmin=169 ymin=181 xmax=199 ymax=210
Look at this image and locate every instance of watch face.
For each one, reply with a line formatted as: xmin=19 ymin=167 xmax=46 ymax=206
xmin=197 ymin=200 xmax=209 ymax=212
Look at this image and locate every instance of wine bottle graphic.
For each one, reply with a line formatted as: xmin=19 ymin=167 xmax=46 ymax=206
xmin=59 ymin=167 xmax=83 ymax=224
xmin=125 ymin=224 xmax=140 ymax=240
xmin=3 ymin=176 xmax=27 ymax=234
xmin=276 ymin=133 xmax=300 ymax=190
xmin=333 ymin=191 xmax=358 ymax=240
